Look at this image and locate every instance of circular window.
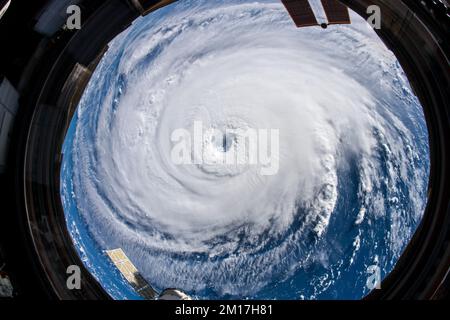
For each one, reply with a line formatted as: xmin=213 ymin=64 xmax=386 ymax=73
xmin=59 ymin=0 xmax=431 ymax=300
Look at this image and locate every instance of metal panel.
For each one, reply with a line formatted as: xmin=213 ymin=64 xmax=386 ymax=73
xmin=320 ymin=0 xmax=351 ymax=25
xmin=281 ymin=0 xmax=319 ymax=27
xmin=0 ymin=77 xmax=18 ymax=173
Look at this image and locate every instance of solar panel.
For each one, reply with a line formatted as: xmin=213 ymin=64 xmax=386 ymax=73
xmin=281 ymin=0 xmax=319 ymax=27
xmin=320 ymin=0 xmax=351 ymax=25
xmin=106 ymin=248 xmax=158 ymax=299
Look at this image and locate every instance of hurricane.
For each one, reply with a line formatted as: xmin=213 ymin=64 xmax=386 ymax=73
xmin=60 ymin=0 xmax=430 ymax=299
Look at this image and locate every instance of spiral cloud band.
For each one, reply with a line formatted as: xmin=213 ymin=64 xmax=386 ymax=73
xmin=61 ymin=0 xmax=430 ymax=299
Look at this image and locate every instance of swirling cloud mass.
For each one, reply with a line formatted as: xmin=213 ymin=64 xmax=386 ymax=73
xmin=61 ymin=0 xmax=430 ymax=299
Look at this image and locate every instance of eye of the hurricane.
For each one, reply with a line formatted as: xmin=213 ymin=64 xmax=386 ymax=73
xmin=60 ymin=0 xmax=430 ymax=300
xmin=207 ymin=130 xmax=235 ymax=154
xmin=219 ymin=133 xmax=233 ymax=152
